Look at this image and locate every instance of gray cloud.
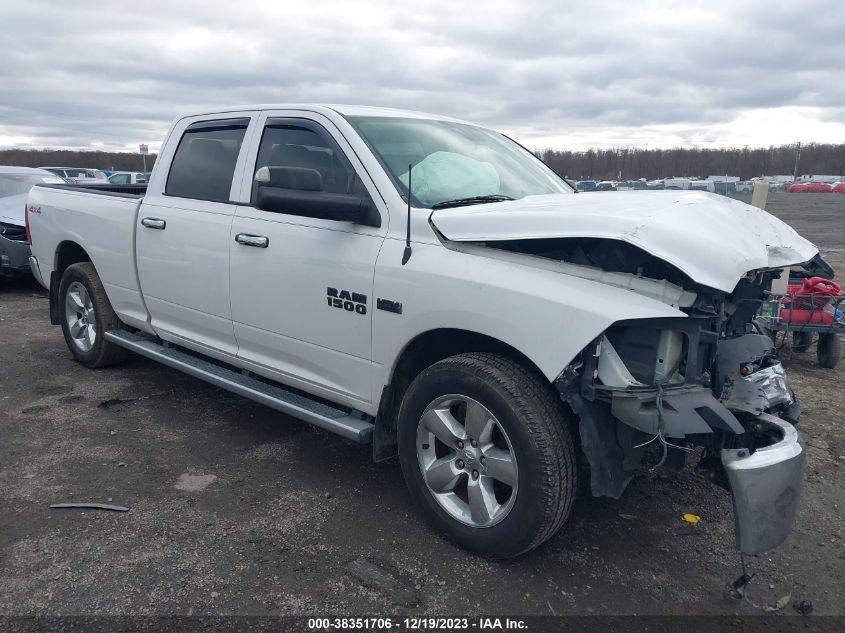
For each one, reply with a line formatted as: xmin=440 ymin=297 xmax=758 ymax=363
xmin=0 ymin=0 xmax=842 ymax=151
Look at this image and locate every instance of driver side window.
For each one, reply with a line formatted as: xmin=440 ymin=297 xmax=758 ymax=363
xmin=250 ymin=119 xmax=377 ymax=226
xmin=252 ymin=123 xmax=358 ymax=202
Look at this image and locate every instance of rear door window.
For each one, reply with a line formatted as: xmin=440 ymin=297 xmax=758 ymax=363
xmin=165 ymin=118 xmax=249 ymax=202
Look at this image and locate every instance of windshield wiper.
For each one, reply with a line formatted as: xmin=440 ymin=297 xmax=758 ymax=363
xmin=431 ymin=195 xmax=514 ymax=210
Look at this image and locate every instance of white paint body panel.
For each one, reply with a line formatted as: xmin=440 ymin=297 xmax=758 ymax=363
xmin=431 ymin=191 xmax=818 ymax=292
xmin=25 ymin=187 xmax=151 ymax=331
xmin=25 ymin=104 xmax=820 ymax=418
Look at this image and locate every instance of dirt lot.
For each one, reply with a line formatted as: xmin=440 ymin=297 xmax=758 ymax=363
xmin=1 ymin=193 xmax=843 ymax=618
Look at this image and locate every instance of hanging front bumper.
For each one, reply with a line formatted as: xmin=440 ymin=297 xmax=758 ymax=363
xmin=722 ymin=413 xmax=805 ymax=555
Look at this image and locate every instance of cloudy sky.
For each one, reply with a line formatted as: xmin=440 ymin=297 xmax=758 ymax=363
xmin=0 ymin=0 xmax=842 ymax=152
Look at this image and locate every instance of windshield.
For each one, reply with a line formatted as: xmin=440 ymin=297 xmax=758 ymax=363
xmin=347 ymin=116 xmax=572 ymax=208
xmin=0 ymin=174 xmax=62 ymax=198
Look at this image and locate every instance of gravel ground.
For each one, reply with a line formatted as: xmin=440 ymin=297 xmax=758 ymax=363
xmin=0 ymin=193 xmax=843 ymax=618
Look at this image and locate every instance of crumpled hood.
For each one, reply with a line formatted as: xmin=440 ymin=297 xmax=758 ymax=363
xmin=0 ymin=193 xmax=27 ymax=226
xmin=431 ymin=191 xmax=819 ymax=292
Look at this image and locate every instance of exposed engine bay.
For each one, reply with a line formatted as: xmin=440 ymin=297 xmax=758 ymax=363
xmin=488 ymin=236 xmax=822 ymax=555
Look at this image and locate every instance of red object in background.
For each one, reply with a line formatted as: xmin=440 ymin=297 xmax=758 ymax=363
xmin=779 ymin=308 xmax=834 ymax=325
xmin=784 ymin=276 xmax=842 ymax=310
xmin=788 ymin=182 xmax=834 ymax=193
xmin=833 ymin=182 xmax=845 ymax=193
xmin=805 ymin=182 xmax=833 ymax=193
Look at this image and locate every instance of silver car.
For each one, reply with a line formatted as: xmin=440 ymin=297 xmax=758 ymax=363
xmin=40 ymin=166 xmax=110 ymax=184
xmin=0 ymin=166 xmax=65 ymax=279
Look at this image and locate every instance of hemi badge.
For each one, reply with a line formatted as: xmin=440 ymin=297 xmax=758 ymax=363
xmin=376 ymin=298 xmax=402 ymax=314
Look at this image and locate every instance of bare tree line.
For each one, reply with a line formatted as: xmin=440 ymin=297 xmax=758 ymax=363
xmin=539 ymin=143 xmax=845 ymax=181
xmin=0 ymin=149 xmax=157 ymax=172
xmin=2 ymin=143 xmax=843 ymax=182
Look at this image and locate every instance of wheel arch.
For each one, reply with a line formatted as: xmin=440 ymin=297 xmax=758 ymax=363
xmin=373 ymin=327 xmax=551 ymax=461
xmin=49 ymin=240 xmax=94 ymax=325
xmin=54 ymin=240 xmax=93 ymax=274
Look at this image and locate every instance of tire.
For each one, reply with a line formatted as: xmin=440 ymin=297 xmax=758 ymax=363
xmin=792 ymin=331 xmax=813 ymax=353
xmin=397 ymin=352 xmax=577 ymax=558
xmin=59 ymin=262 xmax=127 ymax=368
xmin=817 ymin=333 xmax=841 ymax=369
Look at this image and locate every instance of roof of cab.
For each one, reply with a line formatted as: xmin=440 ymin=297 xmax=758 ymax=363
xmin=173 ymin=104 xmax=478 ymax=127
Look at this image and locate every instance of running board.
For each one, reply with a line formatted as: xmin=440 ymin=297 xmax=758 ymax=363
xmin=104 ymin=330 xmax=374 ymax=444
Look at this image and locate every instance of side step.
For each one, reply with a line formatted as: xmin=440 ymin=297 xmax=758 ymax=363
xmin=104 ymin=330 xmax=374 ymax=444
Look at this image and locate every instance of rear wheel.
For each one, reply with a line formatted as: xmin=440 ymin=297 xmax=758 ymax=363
xmin=398 ymin=352 xmax=577 ymax=558
xmin=59 ymin=262 xmax=127 ymax=368
xmin=817 ymin=333 xmax=841 ymax=369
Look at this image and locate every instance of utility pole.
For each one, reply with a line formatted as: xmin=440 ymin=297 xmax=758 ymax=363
xmin=792 ymin=141 xmax=801 ymax=181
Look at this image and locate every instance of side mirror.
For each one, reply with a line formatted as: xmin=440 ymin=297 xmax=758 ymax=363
xmin=254 ymin=167 xmax=380 ymax=227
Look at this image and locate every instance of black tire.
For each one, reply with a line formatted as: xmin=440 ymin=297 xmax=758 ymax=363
xmin=792 ymin=331 xmax=813 ymax=353
xmin=397 ymin=352 xmax=577 ymax=558
xmin=817 ymin=333 xmax=841 ymax=369
xmin=59 ymin=262 xmax=127 ymax=368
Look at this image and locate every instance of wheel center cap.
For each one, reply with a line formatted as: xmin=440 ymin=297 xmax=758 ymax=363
xmin=462 ymin=448 xmax=476 ymax=467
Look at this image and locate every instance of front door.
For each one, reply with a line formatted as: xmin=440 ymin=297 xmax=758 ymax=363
xmin=228 ymin=113 xmax=387 ymax=407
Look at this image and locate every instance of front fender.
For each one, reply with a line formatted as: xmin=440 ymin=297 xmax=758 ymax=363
xmin=372 ymin=240 xmax=687 ymax=393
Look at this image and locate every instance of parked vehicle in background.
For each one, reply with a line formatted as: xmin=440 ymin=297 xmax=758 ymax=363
xmin=109 ymin=171 xmax=147 ymax=185
xmin=41 ymin=167 xmax=110 ymax=184
xmin=797 ymin=175 xmax=840 ymax=184
xmin=27 ymin=104 xmax=821 ymax=558
xmin=0 ymin=166 xmax=64 ymax=280
xmin=646 ymin=179 xmax=665 ymax=190
xmin=788 ymin=182 xmax=832 ymax=193
xmin=576 ymin=179 xmax=597 ymax=191
xmin=595 ymin=181 xmax=617 ymax=191
xmin=833 ymin=182 xmax=845 ymax=194
xmin=663 ymin=177 xmax=692 ymax=190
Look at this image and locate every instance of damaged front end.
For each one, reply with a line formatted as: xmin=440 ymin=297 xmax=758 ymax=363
xmin=556 ymin=271 xmax=806 ymax=555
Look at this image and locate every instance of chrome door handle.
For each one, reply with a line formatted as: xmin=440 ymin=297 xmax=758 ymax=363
xmin=141 ymin=217 xmax=166 ymax=230
xmin=235 ymin=233 xmax=269 ymax=248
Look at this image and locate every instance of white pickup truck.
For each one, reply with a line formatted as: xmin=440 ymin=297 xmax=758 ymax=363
xmin=27 ymin=105 xmax=827 ymax=558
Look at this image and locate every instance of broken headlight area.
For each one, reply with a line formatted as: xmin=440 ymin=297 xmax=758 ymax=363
xmin=713 ymin=331 xmax=801 ymax=423
xmin=556 ymin=315 xmax=805 ymax=554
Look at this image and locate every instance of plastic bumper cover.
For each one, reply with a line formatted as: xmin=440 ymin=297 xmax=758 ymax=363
xmin=722 ymin=413 xmax=805 ymax=555
xmin=0 ymin=234 xmax=31 ymax=275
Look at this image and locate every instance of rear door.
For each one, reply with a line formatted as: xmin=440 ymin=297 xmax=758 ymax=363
xmin=227 ymin=110 xmax=388 ymax=407
xmin=137 ymin=113 xmax=257 ymax=356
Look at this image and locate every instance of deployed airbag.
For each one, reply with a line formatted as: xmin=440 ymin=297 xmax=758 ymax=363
xmin=400 ymin=151 xmax=500 ymax=206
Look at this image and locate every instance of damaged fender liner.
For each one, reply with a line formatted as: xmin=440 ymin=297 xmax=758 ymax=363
xmin=610 ymin=385 xmax=742 ymax=438
xmin=559 ymin=381 xmax=743 ymax=499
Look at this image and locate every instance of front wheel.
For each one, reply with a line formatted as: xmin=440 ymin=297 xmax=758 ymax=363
xmin=397 ymin=352 xmax=577 ymax=558
xmin=59 ymin=262 xmax=127 ymax=368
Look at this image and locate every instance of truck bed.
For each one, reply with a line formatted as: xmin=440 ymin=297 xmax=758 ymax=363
xmin=27 ymin=181 xmax=150 ymax=331
xmin=38 ymin=182 xmax=147 ymax=198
